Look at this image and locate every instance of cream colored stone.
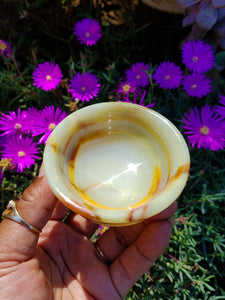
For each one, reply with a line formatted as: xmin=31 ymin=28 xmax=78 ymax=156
xmin=44 ymin=102 xmax=190 ymax=226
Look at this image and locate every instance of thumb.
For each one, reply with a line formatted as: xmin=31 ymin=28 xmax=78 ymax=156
xmin=0 ymin=165 xmax=58 ymax=261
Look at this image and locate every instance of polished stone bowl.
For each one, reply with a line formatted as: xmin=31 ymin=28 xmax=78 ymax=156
xmin=43 ymin=102 xmax=190 ymax=226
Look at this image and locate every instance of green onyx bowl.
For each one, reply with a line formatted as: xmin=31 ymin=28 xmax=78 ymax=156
xmin=43 ymin=102 xmax=190 ymax=226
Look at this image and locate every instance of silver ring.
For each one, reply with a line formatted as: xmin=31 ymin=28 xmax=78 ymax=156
xmin=95 ymin=242 xmax=111 ymax=266
xmin=2 ymin=200 xmax=41 ymax=233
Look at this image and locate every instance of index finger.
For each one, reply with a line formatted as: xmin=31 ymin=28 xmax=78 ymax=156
xmin=0 ymin=167 xmax=58 ymax=262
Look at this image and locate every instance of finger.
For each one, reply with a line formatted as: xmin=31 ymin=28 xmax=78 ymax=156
xmin=51 ymin=201 xmax=69 ymax=220
xmin=17 ymin=175 xmax=58 ymax=230
xmin=110 ymin=220 xmax=172 ymax=299
xmin=66 ymin=212 xmax=98 ymax=238
xmin=96 ymin=202 xmax=177 ymax=262
xmin=0 ymin=169 xmax=58 ymax=262
xmin=144 ymin=201 xmax=177 ymax=223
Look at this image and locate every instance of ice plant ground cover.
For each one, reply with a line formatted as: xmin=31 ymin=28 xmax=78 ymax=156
xmin=1 ymin=1 xmax=225 ymax=299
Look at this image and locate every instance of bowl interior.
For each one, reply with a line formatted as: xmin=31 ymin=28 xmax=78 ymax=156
xmin=66 ymin=117 xmax=168 ymax=209
xmin=44 ymin=102 xmax=190 ymax=225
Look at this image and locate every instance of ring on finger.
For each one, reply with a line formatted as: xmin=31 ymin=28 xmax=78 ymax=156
xmin=94 ymin=241 xmax=112 ymax=266
xmin=2 ymin=200 xmax=41 ymax=233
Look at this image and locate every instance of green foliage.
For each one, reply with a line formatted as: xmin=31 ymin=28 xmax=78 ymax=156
xmin=1 ymin=0 xmax=225 ymax=298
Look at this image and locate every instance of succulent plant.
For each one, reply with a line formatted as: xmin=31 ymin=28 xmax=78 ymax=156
xmin=176 ymin=0 xmax=225 ymax=50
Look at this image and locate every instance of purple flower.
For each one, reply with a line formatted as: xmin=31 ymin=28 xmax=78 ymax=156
xmin=27 ymin=107 xmax=39 ymax=123
xmin=0 ymin=108 xmax=31 ymax=136
xmin=138 ymin=90 xmax=155 ymax=108
xmin=183 ymin=73 xmax=211 ymax=98
xmin=116 ymin=79 xmax=155 ymax=108
xmin=119 ymin=90 xmax=155 ymax=108
xmin=0 ymin=39 xmax=13 ymax=58
xmin=27 ymin=106 xmax=39 ymax=117
xmin=0 ymin=136 xmax=4 ymax=148
xmin=1 ymin=135 xmax=39 ymax=172
xmin=73 ymin=18 xmax=102 ymax=46
xmin=68 ymin=72 xmax=101 ymax=102
xmin=182 ymin=105 xmax=225 ymax=151
xmin=0 ymin=169 xmax=4 ymax=185
xmin=152 ymin=61 xmax=183 ymax=90
xmin=214 ymin=94 xmax=225 ymax=117
xmin=31 ymin=106 xmax=67 ymax=144
xmin=126 ymin=63 xmax=150 ymax=88
xmin=181 ymin=40 xmax=214 ymax=73
xmin=32 ymin=62 xmax=63 ymax=91
xmin=116 ymin=80 xmax=140 ymax=100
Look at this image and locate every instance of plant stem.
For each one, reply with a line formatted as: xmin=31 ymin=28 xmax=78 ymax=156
xmin=12 ymin=56 xmax=27 ymax=86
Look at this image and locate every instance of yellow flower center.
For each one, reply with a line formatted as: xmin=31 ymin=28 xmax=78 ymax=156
xmin=123 ymin=84 xmax=131 ymax=92
xmin=136 ymin=74 xmax=141 ymax=80
xmin=18 ymin=151 xmax=25 ymax=157
xmin=46 ymin=75 xmax=52 ymax=82
xmin=85 ymin=32 xmax=90 ymax=38
xmin=14 ymin=123 xmax=22 ymax=129
xmin=81 ymin=86 xmax=86 ymax=92
xmin=0 ymin=42 xmax=7 ymax=51
xmin=164 ymin=75 xmax=170 ymax=81
xmin=192 ymin=56 xmax=198 ymax=63
xmin=191 ymin=84 xmax=197 ymax=90
xmin=49 ymin=123 xmax=56 ymax=131
xmin=200 ymin=126 xmax=209 ymax=135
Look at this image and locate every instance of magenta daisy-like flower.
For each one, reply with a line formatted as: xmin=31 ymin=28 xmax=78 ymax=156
xmin=32 ymin=62 xmax=63 ymax=91
xmin=214 ymin=94 xmax=225 ymax=117
xmin=183 ymin=73 xmax=211 ymax=98
xmin=0 ymin=136 xmax=4 ymax=148
xmin=1 ymin=135 xmax=39 ymax=172
xmin=27 ymin=107 xmax=39 ymax=122
xmin=69 ymin=72 xmax=100 ymax=102
xmin=152 ymin=61 xmax=183 ymax=90
xmin=27 ymin=106 xmax=39 ymax=117
xmin=116 ymin=80 xmax=140 ymax=100
xmin=73 ymin=18 xmax=102 ymax=46
xmin=181 ymin=40 xmax=214 ymax=73
xmin=31 ymin=106 xmax=67 ymax=144
xmin=119 ymin=90 xmax=155 ymax=108
xmin=0 ymin=108 xmax=31 ymax=136
xmin=126 ymin=63 xmax=150 ymax=88
xmin=182 ymin=105 xmax=225 ymax=151
xmin=0 ymin=39 xmax=13 ymax=58
xmin=138 ymin=90 xmax=155 ymax=108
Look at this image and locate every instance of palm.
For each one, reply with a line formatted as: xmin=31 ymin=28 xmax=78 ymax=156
xmin=5 ymin=219 xmax=120 ymax=300
xmin=37 ymin=220 xmax=120 ymax=300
